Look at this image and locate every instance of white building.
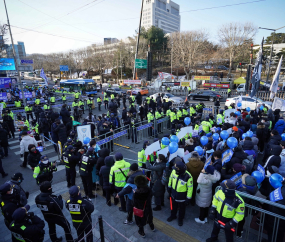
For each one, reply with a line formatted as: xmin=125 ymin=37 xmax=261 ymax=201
xmin=142 ymin=0 xmax=180 ymax=33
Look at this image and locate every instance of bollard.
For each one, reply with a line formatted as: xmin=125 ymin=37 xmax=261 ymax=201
xmin=98 ymin=215 xmax=105 ymax=242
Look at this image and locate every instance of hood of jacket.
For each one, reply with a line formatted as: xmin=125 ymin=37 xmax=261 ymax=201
xmin=243 ymin=140 xmax=254 ymax=150
xmin=271 ymin=145 xmax=282 ymax=156
xmin=40 ymin=112 xmax=46 ymax=118
xmin=114 ymin=159 xmax=128 ymax=168
xmin=188 ymin=157 xmax=202 ymax=168
xmin=271 ymin=134 xmax=282 ymax=143
xmin=98 ymin=148 xmax=110 ymax=158
xmin=104 ymin=157 xmax=114 ymax=167
xmin=251 ymin=137 xmax=259 ymax=146
xmin=127 ymin=170 xmax=144 ymax=184
xmin=21 ymin=135 xmax=32 ymax=141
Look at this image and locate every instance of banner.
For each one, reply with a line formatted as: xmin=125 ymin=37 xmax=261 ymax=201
xmin=270 ymin=55 xmax=283 ymax=99
xmin=0 ymin=58 xmax=16 ymax=71
xmin=76 ymin=125 xmax=91 ymax=143
xmin=123 ymin=80 xmax=141 ymax=85
xmin=40 ymin=68 xmax=48 ymax=86
xmin=0 ymin=78 xmax=12 ymax=89
xmin=203 ymin=83 xmax=229 ymax=88
xmin=251 ymin=38 xmax=263 ymax=98
xmin=222 ymin=149 xmax=234 ymax=165
xmin=272 ymin=97 xmax=285 ymax=111
xmin=257 ymin=164 xmax=265 ymax=178
xmin=204 ymin=154 xmax=212 ymax=169
xmin=194 ymin=76 xmax=211 ymax=81
xmin=230 ymin=172 xmax=242 ymax=186
xmin=180 ymin=82 xmax=190 ymax=87
xmin=161 ymin=82 xmax=180 ymax=87
xmin=270 ymin=187 xmax=283 ymax=202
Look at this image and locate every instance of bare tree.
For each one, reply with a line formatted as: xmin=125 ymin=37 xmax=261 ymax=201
xmin=170 ymin=30 xmax=209 ymax=80
xmin=217 ymin=22 xmax=257 ymax=73
xmin=0 ymin=23 xmax=8 ymax=58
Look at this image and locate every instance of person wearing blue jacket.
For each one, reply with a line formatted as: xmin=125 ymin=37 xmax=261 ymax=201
xmin=273 ymin=117 xmax=285 ymax=135
xmin=242 ymin=137 xmax=257 ymax=159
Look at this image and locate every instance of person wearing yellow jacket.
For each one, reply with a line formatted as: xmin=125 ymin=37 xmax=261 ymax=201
xmin=167 ymin=161 xmax=193 ymax=226
xmin=201 ymin=117 xmax=212 ymax=134
xmin=206 ymin=180 xmax=244 ymax=242
xmin=109 ymin=153 xmax=130 ymax=212
xmin=33 ymin=155 xmax=57 ymax=185
xmin=155 ymin=109 xmax=162 ymax=133
xmin=138 ymin=141 xmax=149 ymax=168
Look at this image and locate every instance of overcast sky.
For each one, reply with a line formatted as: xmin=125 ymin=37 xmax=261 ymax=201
xmin=0 ymin=0 xmax=284 ymax=55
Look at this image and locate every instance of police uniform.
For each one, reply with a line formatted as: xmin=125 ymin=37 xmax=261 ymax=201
xmin=25 ymin=105 xmax=33 ymax=121
xmin=227 ymin=88 xmax=231 ymax=97
xmin=62 ymin=94 xmax=67 ymax=103
xmin=130 ymin=115 xmax=139 ymax=143
xmin=79 ymin=148 xmax=97 ymax=198
xmin=207 ymin=180 xmax=244 ymax=242
xmin=109 ymin=153 xmax=130 ymax=212
xmin=66 ymin=186 xmax=94 ymax=242
xmin=167 ymin=161 xmax=193 ymax=226
xmin=147 ymin=110 xmax=154 ymax=136
xmin=97 ymin=97 xmax=102 ymax=111
xmin=10 ymin=205 xmax=45 ymax=242
xmin=35 ymin=181 xmax=73 ymax=242
xmin=14 ymin=100 xmax=22 ymax=108
xmin=155 ymin=110 xmax=162 ymax=133
xmin=33 ymin=156 xmax=57 ymax=185
xmin=50 ymin=96 xmax=56 ymax=104
xmin=104 ymin=96 xmax=109 ymax=109
xmin=87 ymin=98 xmax=93 ymax=112
xmin=63 ymin=146 xmax=81 ymax=187
xmin=74 ymin=92 xmax=80 ymax=100
xmin=79 ymin=100 xmax=85 ymax=114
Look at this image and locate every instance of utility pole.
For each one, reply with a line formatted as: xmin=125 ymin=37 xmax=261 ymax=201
xmin=120 ymin=51 xmax=122 ymax=81
xmin=3 ymin=0 xmax=26 ymax=106
xmin=266 ymin=30 xmax=275 ymax=84
xmin=133 ymin=0 xmax=144 ymax=80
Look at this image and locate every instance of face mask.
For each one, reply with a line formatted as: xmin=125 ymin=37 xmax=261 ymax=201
xmin=42 ymin=160 xmax=48 ymax=164
xmin=156 ymin=159 xmax=160 ymax=163
xmin=10 ymin=189 xmax=13 ymax=194
xmin=31 ymin=148 xmax=36 ymax=152
xmin=18 ymin=180 xmax=22 ymax=184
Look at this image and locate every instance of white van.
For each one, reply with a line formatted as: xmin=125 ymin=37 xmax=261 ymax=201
xmin=38 ymin=82 xmax=48 ymax=87
xmin=236 ymin=83 xmax=245 ymax=92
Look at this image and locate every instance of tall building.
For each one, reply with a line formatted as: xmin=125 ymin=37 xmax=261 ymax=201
xmin=6 ymin=41 xmax=32 ymax=71
xmin=104 ymin=38 xmax=119 ymax=45
xmin=142 ymin=0 xmax=180 ymax=33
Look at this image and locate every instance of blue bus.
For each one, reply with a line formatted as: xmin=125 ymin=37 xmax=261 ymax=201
xmin=60 ymin=79 xmax=98 ymax=96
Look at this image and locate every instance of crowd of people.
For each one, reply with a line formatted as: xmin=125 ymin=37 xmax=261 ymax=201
xmin=1 ymin=83 xmax=285 ymax=242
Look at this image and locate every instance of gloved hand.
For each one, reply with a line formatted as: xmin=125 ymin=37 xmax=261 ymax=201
xmin=185 ymin=198 xmax=191 ymax=205
xmin=20 ymin=154 xmax=23 ymax=157
xmin=225 ymin=220 xmax=237 ymax=231
xmin=209 ymin=207 xmax=217 ymax=220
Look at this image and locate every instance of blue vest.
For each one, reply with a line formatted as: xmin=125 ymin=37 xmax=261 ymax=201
xmin=123 ymin=183 xmax=137 ymax=200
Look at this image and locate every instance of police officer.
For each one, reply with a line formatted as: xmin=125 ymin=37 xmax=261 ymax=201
xmin=188 ymin=86 xmax=191 ymax=94
xmin=138 ymin=141 xmax=149 ymax=168
xmin=50 ymin=94 xmax=56 ymax=105
xmin=25 ymin=104 xmax=33 ymax=121
xmin=72 ymin=99 xmax=78 ymax=109
xmin=147 ymin=108 xmax=154 ymax=136
xmin=0 ymin=183 xmax=20 ymax=242
xmin=79 ymin=99 xmax=85 ymax=114
xmin=130 ymin=112 xmax=139 ymax=144
xmin=35 ymin=181 xmax=74 ymax=242
xmin=43 ymin=102 xmax=50 ymax=114
xmin=35 ymin=96 xmax=41 ymax=106
xmin=10 ymin=204 xmax=45 ymax=242
xmin=63 ymin=145 xmax=81 ymax=187
xmin=87 ymin=97 xmax=93 ymax=113
xmin=206 ymin=180 xmax=245 ymax=242
xmin=74 ymin=91 xmax=80 ymax=100
xmin=63 ymin=138 xmax=75 ymax=152
xmin=97 ymin=96 xmax=102 ymax=111
xmin=14 ymin=98 xmax=22 ymax=109
xmin=167 ymin=161 xmax=193 ymax=226
xmin=155 ymin=108 xmax=162 ymax=133
xmin=109 ymin=153 xmax=130 ymax=212
xmin=201 ymin=117 xmax=212 ymax=134
xmin=6 ymin=173 xmax=29 ymax=206
xmin=196 ymin=102 xmax=205 ymax=114
xmin=122 ymin=93 xmax=127 ymax=108
xmin=62 ymin=94 xmax=67 ymax=104
xmin=104 ymin=95 xmax=109 ymax=109
xmin=79 ymin=147 xmax=97 ymax=199
xmin=66 ymin=186 xmax=94 ymax=242
xmin=33 ymin=155 xmax=57 ymax=185
xmin=227 ymin=88 xmax=231 ymax=97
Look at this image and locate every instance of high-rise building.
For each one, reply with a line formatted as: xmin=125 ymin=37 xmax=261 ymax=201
xmin=141 ymin=0 xmax=180 ymax=33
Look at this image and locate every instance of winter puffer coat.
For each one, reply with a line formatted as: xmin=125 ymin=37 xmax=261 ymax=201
xmin=53 ymin=124 xmax=67 ymax=144
xmin=96 ymin=148 xmax=110 ymax=176
xmin=20 ymin=135 xmax=38 ymax=154
xmin=27 ymin=147 xmax=42 ymax=168
xmin=273 ymin=118 xmax=285 ymax=135
xmin=195 ymin=170 xmax=221 ymax=208
xmin=99 ymin=157 xmax=114 ymax=190
xmin=60 ymin=107 xmax=70 ymax=123
xmin=243 ymin=140 xmax=257 ymax=159
xmin=264 ymin=145 xmax=282 ymax=175
xmin=146 ymin=160 xmax=166 ymax=197
xmin=256 ymin=124 xmax=269 ymax=143
xmin=186 ymin=157 xmax=204 ymax=185
xmin=38 ymin=113 xmax=50 ymax=133
xmin=251 ymin=137 xmax=259 ymax=154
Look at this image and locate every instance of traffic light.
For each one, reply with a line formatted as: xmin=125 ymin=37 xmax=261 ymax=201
xmin=239 ymin=63 xmax=242 ymax=66
xmin=146 ymin=51 xmax=152 ymax=81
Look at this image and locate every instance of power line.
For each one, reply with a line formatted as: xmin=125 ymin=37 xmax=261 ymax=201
xmin=180 ymin=0 xmax=266 ymax=13
xmin=10 ymin=25 xmax=99 ymax=43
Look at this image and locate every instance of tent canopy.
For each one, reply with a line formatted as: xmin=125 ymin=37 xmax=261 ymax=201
xmin=234 ymin=77 xmax=246 ymax=85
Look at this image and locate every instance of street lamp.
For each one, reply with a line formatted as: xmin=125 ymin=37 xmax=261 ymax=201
xmin=258 ymin=26 xmax=285 ymax=83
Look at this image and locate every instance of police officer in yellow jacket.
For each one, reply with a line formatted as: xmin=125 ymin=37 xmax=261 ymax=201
xmin=62 ymin=94 xmax=67 ymax=103
xmin=167 ymin=161 xmax=193 ymax=226
xmin=138 ymin=141 xmax=149 ymax=168
xmin=109 ymin=153 xmax=130 ymax=212
xmin=87 ymin=98 xmax=93 ymax=113
xmin=66 ymin=186 xmax=94 ymax=242
xmin=97 ymin=97 xmax=102 ymax=111
xmin=206 ymin=180 xmax=245 ymax=242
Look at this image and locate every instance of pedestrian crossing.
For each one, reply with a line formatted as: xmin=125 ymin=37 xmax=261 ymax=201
xmin=9 ymin=131 xmax=65 ymax=172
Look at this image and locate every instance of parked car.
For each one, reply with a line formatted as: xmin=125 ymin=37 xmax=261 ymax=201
xmin=105 ymin=88 xmax=126 ymax=97
xmin=38 ymin=82 xmax=48 ymax=88
xmin=218 ymin=65 xmax=228 ymax=70
xmin=127 ymin=87 xmax=149 ymax=95
xmin=188 ymin=91 xmax=222 ymax=102
xmin=102 ymin=83 xmax=109 ymax=88
xmin=150 ymin=92 xmax=184 ymax=107
xmin=225 ymin=96 xmax=272 ymax=110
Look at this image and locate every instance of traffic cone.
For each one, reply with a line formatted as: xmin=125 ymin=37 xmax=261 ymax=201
xmin=102 ymin=91 xmax=103 ymax=94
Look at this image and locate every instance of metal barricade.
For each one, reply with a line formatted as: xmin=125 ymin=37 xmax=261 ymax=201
xmin=214 ymin=186 xmax=285 ymax=242
xmin=155 ymin=117 xmax=170 ymax=133
xmin=136 ymin=120 xmax=153 ymax=143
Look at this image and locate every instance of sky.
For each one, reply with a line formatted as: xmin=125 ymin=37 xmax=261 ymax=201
xmin=0 ymin=0 xmax=284 ymax=55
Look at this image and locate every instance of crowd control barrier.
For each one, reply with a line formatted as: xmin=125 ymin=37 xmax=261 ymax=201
xmin=215 ymin=186 xmax=285 ymax=242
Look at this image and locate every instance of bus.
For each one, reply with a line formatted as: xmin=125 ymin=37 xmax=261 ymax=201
xmin=60 ymin=79 xmax=97 ymax=96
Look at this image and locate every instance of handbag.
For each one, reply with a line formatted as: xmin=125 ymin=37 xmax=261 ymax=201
xmin=133 ymin=201 xmax=147 ymax=218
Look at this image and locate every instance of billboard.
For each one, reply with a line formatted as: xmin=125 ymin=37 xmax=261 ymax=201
xmin=21 ymin=59 xmax=33 ymax=65
xmin=124 ymin=80 xmax=141 ymax=85
xmin=203 ymin=83 xmax=229 ymax=88
xmin=0 ymin=58 xmax=16 ymax=71
xmin=180 ymin=82 xmax=190 ymax=87
xmin=161 ymin=82 xmax=180 ymax=86
xmin=194 ymin=76 xmax=212 ymax=81
xmin=0 ymin=78 xmax=13 ymax=89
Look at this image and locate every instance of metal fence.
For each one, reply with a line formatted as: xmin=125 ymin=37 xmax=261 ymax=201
xmin=214 ymin=186 xmax=285 ymax=242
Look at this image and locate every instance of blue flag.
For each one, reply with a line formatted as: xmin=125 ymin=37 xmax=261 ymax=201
xmin=230 ymin=172 xmax=242 ymax=186
xmin=204 ymin=154 xmax=212 ymax=169
xmin=257 ymin=164 xmax=265 ymax=178
xmin=222 ymin=149 xmax=234 ymax=165
xmin=270 ymin=187 xmax=283 ymax=202
xmin=40 ymin=68 xmax=48 ymax=86
xmin=250 ymin=38 xmax=263 ymax=98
